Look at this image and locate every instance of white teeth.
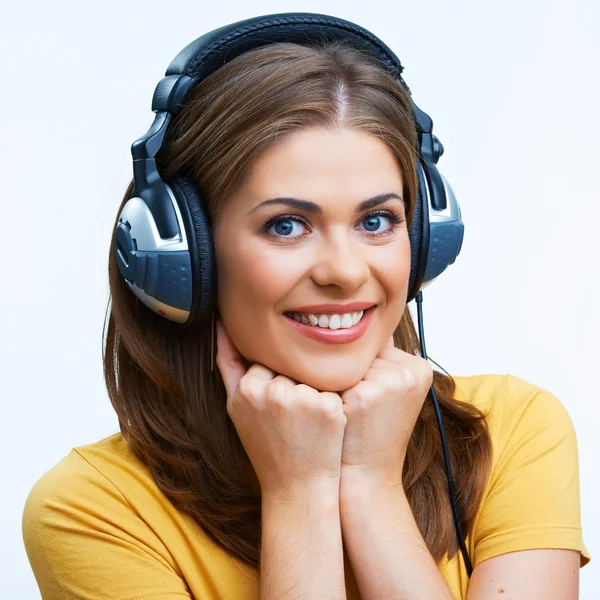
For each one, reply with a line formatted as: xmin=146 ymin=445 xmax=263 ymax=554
xmin=287 ymin=309 xmax=369 ymax=330
xmin=341 ymin=313 xmax=353 ymax=328
xmin=329 ymin=315 xmax=341 ymax=330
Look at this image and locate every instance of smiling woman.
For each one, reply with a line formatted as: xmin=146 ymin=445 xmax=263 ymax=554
xmin=213 ymin=127 xmax=410 ymax=392
xmin=22 ymin=11 xmax=590 ymax=600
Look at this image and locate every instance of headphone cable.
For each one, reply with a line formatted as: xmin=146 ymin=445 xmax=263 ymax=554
xmin=415 ymin=290 xmax=474 ymax=578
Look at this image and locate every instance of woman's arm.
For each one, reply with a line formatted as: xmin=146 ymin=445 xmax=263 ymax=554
xmin=260 ymin=482 xmax=346 ymax=600
xmin=466 ymin=549 xmax=579 ymax=599
xmin=340 ymin=482 xmax=454 ymax=600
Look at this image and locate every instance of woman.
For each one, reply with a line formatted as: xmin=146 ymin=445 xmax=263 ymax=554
xmin=22 ymin=13 xmax=590 ymax=600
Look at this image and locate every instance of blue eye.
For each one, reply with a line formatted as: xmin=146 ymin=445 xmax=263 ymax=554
xmin=362 ymin=214 xmax=389 ymax=232
xmin=359 ymin=211 xmax=403 ymax=236
xmin=264 ymin=216 xmax=308 ymax=238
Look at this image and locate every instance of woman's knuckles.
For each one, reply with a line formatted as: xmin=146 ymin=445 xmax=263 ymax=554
xmin=264 ymin=379 xmax=291 ymax=407
xmin=231 ymin=370 xmax=344 ymax=445
xmin=293 ymin=385 xmax=323 ymax=409
xmin=370 ymin=369 xmax=405 ymax=391
xmin=342 ymin=380 xmax=379 ymax=406
xmin=318 ymin=392 xmax=344 ymax=418
xmin=247 ymin=364 xmax=276 ymax=382
xmin=236 ymin=373 xmax=265 ymax=404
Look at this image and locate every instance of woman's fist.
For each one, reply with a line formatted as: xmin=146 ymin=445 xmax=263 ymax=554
xmin=216 ymin=320 xmax=347 ymax=499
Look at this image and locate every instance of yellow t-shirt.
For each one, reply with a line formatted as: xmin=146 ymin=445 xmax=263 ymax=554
xmin=22 ymin=374 xmax=591 ymax=600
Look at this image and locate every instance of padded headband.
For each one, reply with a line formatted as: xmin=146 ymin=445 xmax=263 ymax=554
xmin=149 ymin=13 xmax=415 ymax=120
xmin=165 ymin=13 xmax=409 ymax=94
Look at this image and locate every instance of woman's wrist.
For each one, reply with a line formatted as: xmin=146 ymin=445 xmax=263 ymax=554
xmin=260 ymin=477 xmax=344 ymax=600
xmin=261 ymin=477 xmax=340 ymax=506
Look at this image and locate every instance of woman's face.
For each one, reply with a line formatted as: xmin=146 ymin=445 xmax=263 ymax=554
xmin=214 ymin=127 xmax=411 ymax=392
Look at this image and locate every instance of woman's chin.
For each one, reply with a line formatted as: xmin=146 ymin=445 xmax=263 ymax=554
xmin=308 ymin=377 xmax=362 ymax=393
xmin=237 ymin=349 xmax=373 ymax=393
xmin=278 ymin=362 xmax=368 ymax=393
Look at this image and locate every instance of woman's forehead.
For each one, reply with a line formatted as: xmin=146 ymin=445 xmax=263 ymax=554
xmin=222 ymin=128 xmax=404 ymax=216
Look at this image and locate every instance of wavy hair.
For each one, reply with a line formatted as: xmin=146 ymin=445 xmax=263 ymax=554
xmin=103 ymin=41 xmax=493 ymax=567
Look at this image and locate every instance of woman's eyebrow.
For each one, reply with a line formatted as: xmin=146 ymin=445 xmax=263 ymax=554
xmin=248 ymin=193 xmax=404 ymax=214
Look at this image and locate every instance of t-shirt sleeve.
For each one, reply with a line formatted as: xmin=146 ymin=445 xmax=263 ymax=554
xmin=472 ymin=374 xmax=591 ymax=569
xmin=22 ymin=449 xmax=192 ymax=600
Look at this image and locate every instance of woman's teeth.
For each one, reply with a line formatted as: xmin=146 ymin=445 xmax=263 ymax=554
xmin=285 ymin=310 xmax=365 ymax=330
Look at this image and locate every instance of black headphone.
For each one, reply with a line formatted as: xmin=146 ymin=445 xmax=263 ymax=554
xmin=113 ymin=11 xmax=472 ymax=577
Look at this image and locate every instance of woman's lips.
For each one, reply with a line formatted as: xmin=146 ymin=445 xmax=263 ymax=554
xmin=283 ymin=306 xmax=376 ymax=344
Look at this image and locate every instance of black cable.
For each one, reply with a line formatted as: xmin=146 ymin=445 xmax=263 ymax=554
xmin=415 ymin=290 xmax=474 ymax=578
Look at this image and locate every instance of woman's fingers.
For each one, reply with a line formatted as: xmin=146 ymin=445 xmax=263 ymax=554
xmin=216 ymin=320 xmax=276 ymax=398
xmin=215 ymin=320 xmax=247 ymax=398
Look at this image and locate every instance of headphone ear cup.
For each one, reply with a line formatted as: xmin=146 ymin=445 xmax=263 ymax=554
xmin=407 ymin=161 xmax=431 ymax=303
xmin=165 ymin=175 xmax=217 ymax=325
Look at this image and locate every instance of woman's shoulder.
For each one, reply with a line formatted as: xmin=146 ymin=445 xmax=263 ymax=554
xmin=22 ymin=431 xmax=173 ymax=565
xmin=453 ymin=374 xmax=591 ymax=568
xmin=25 ymin=433 xmax=138 ymax=499
xmin=22 ymin=433 xmax=199 ymax=598
xmin=23 ymin=432 xmax=160 ymax=525
xmin=450 ymin=373 xmax=576 ymax=441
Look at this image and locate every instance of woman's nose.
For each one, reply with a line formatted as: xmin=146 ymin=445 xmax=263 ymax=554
xmin=309 ymin=232 xmax=370 ymax=292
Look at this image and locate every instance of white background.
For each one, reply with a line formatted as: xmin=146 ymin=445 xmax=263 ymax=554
xmin=2 ymin=0 xmax=598 ymax=597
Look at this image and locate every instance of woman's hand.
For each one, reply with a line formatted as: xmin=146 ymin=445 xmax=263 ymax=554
xmin=339 ymin=335 xmax=434 ymax=492
xmin=216 ymin=320 xmax=347 ymax=500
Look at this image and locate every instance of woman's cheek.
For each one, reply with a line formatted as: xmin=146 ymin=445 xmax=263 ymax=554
xmin=217 ymin=246 xmax=305 ymax=361
xmin=379 ymin=237 xmax=411 ymax=291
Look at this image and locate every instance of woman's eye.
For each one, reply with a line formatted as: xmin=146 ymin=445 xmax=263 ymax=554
xmin=358 ymin=211 xmax=403 ymax=236
xmin=264 ymin=216 xmax=308 ymax=238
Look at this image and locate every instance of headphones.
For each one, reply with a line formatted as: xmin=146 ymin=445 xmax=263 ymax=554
xmin=113 ymin=11 xmax=472 ymax=577
xmin=114 ymin=11 xmax=464 ymax=328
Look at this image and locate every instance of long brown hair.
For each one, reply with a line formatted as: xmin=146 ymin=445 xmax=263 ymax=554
xmin=103 ymin=41 xmax=493 ymax=567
